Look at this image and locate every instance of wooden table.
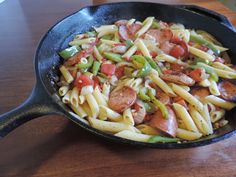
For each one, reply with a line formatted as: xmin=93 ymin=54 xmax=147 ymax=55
xmin=0 ymin=0 xmax=235 ymax=176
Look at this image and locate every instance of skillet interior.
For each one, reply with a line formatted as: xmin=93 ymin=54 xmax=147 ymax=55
xmin=35 ymin=2 xmax=236 ymax=148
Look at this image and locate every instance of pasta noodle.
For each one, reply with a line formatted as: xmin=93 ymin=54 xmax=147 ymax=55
xmin=115 ymin=130 xmax=151 ymax=142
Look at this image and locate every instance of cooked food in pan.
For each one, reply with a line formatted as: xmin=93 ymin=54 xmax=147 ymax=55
xmin=57 ymin=17 xmax=236 ymax=143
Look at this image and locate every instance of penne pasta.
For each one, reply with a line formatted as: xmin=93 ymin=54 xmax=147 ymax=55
xmin=93 ymin=86 xmax=108 ymax=106
xmin=95 ymin=25 xmax=117 ymax=33
xmin=208 ymin=79 xmax=221 ymax=96
xmin=171 ymin=83 xmax=203 ymax=112
xmin=136 ymin=17 xmax=154 ymax=37
xmin=122 ymin=45 xmax=138 ymax=59
xmin=136 ymin=124 xmax=159 ymax=135
xmin=210 ymin=109 xmax=225 ymax=123
xmin=115 ymin=130 xmax=151 ymax=142
xmin=78 ymin=95 xmax=86 ymax=104
xmin=176 ymin=128 xmax=202 ymax=141
xmin=198 ymin=79 xmax=211 ymax=87
xmin=189 ymin=106 xmax=210 ymax=135
xmin=205 ymin=95 xmax=236 ymax=110
xmin=136 ymin=39 xmax=152 ymax=58
xmin=173 ymin=103 xmax=199 ymax=133
xmin=97 ymin=28 xmax=117 ymax=38
xmin=88 ymin=118 xmax=135 ymax=133
xmin=93 ymin=46 xmax=103 ymax=62
xmin=70 ymin=87 xmax=79 ymax=107
xmin=70 ymin=104 xmax=87 ymax=118
xmin=99 ymin=105 xmax=122 ymax=121
xmin=62 ymin=90 xmax=72 ymax=104
xmin=100 ymin=38 xmax=120 ymax=45
xmin=189 ymin=46 xmax=215 ymax=61
xmin=69 ymin=37 xmax=96 ymax=46
xmin=102 ymin=82 xmax=110 ymax=98
xmin=58 ymin=85 xmax=69 ymax=96
xmin=150 ymin=72 xmax=176 ymax=97
xmin=85 ymin=93 xmax=100 ymax=118
xmin=201 ymin=104 xmax=213 ymax=134
xmin=59 ymin=65 xmax=74 ymax=84
xmin=81 ymin=102 xmax=93 ymax=117
xmin=155 ymin=54 xmax=187 ymax=66
xmin=198 ymin=63 xmax=236 ymax=79
xmin=123 ymin=108 xmax=135 ymax=125
xmin=212 ymin=62 xmax=235 ymax=72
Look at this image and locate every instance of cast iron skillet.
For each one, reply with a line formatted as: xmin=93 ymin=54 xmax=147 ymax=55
xmin=0 ymin=2 xmax=236 ymax=148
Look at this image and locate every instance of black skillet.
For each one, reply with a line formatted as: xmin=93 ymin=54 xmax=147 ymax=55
xmin=1 ymin=2 xmax=236 ymax=148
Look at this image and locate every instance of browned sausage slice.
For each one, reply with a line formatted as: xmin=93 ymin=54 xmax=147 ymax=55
xmin=108 ymin=86 xmax=137 ymax=113
xmin=146 ymin=29 xmax=173 ymax=44
xmin=191 ymin=87 xmax=210 ymax=98
xmin=218 ymin=81 xmax=236 ymax=102
xmin=149 ymin=107 xmax=178 ymax=137
xmin=160 ymin=72 xmax=195 ymax=86
xmin=118 ymin=25 xmax=132 ymax=41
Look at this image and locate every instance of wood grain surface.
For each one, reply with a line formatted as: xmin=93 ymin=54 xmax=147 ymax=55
xmin=0 ymin=0 xmax=236 ymax=177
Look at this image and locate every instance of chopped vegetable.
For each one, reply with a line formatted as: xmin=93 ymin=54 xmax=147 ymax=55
xmin=151 ymin=19 xmax=161 ymax=29
xmin=101 ymin=34 xmax=113 ymax=40
xmin=103 ymin=52 xmax=123 ymax=62
xmin=143 ymin=102 xmax=157 ymax=113
xmin=74 ymin=75 xmax=94 ymax=90
xmin=86 ymin=31 xmax=96 ymax=37
xmin=138 ymin=88 xmax=151 ymax=102
xmin=76 ymin=55 xmax=94 ymax=69
xmin=148 ymin=135 xmax=179 ymax=143
xmin=148 ymin=89 xmax=168 ymax=119
xmin=190 ymin=33 xmax=220 ymax=55
xmin=92 ymin=61 xmax=101 ymax=75
xmin=132 ymin=55 xmax=151 ymax=77
xmin=125 ymin=39 xmax=134 ymax=49
xmin=145 ymin=56 xmax=162 ymax=74
xmin=101 ymin=63 xmax=116 ymax=76
xmin=59 ymin=46 xmax=81 ymax=59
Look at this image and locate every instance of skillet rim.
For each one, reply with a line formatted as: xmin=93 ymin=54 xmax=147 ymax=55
xmin=34 ymin=1 xmax=236 ymax=148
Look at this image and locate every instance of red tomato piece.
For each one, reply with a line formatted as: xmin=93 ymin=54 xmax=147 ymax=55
xmin=101 ymin=63 xmax=116 ymax=76
xmin=169 ymin=45 xmax=185 ymax=58
xmin=74 ymin=75 xmax=94 ymax=90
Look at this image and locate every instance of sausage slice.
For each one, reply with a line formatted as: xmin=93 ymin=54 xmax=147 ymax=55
xmin=108 ymin=86 xmax=137 ymax=113
xmin=160 ymin=72 xmax=195 ymax=86
xmin=218 ymin=81 xmax=236 ymax=102
xmin=149 ymin=107 xmax=178 ymax=137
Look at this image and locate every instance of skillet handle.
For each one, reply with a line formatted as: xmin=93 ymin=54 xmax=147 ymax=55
xmin=177 ymin=5 xmax=235 ymax=32
xmin=0 ymin=82 xmax=60 ymax=138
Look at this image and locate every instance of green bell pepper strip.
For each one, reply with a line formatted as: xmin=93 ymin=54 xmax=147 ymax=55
xmin=151 ymin=20 xmax=161 ymax=29
xmin=148 ymin=135 xmax=179 ymax=143
xmin=101 ymin=34 xmax=113 ymax=40
xmin=192 ymin=57 xmax=212 ymax=65
xmin=76 ymin=55 xmax=94 ymax=69
xmin=59 ymin=46 xmax=81 ymax=59
xmin=103 ymin=52 xmax=123 ymax=62
xmin=138 ymin=88 xmax=151 ymax=102
xmin=148 ymin=89 xmax=168 ymax=119
xmin=143 ymin=102 xmax=157 ymax=114
xmin=145 ymin=56 xmax=162 ymax=75
xmin=86 ymin=31 xmax=96 ymax=37
xmin=190 ymin=33 xmax=220 ymax=55
xmin=131 ymin=55 xmax=152 ymax=77
xmin=92 ymin=61 xmax=101 ymax=75
xmin=125 ymin=39 xmax=134 ymax=49
xmin=196 ymin=62 xmax=219 ymax=82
